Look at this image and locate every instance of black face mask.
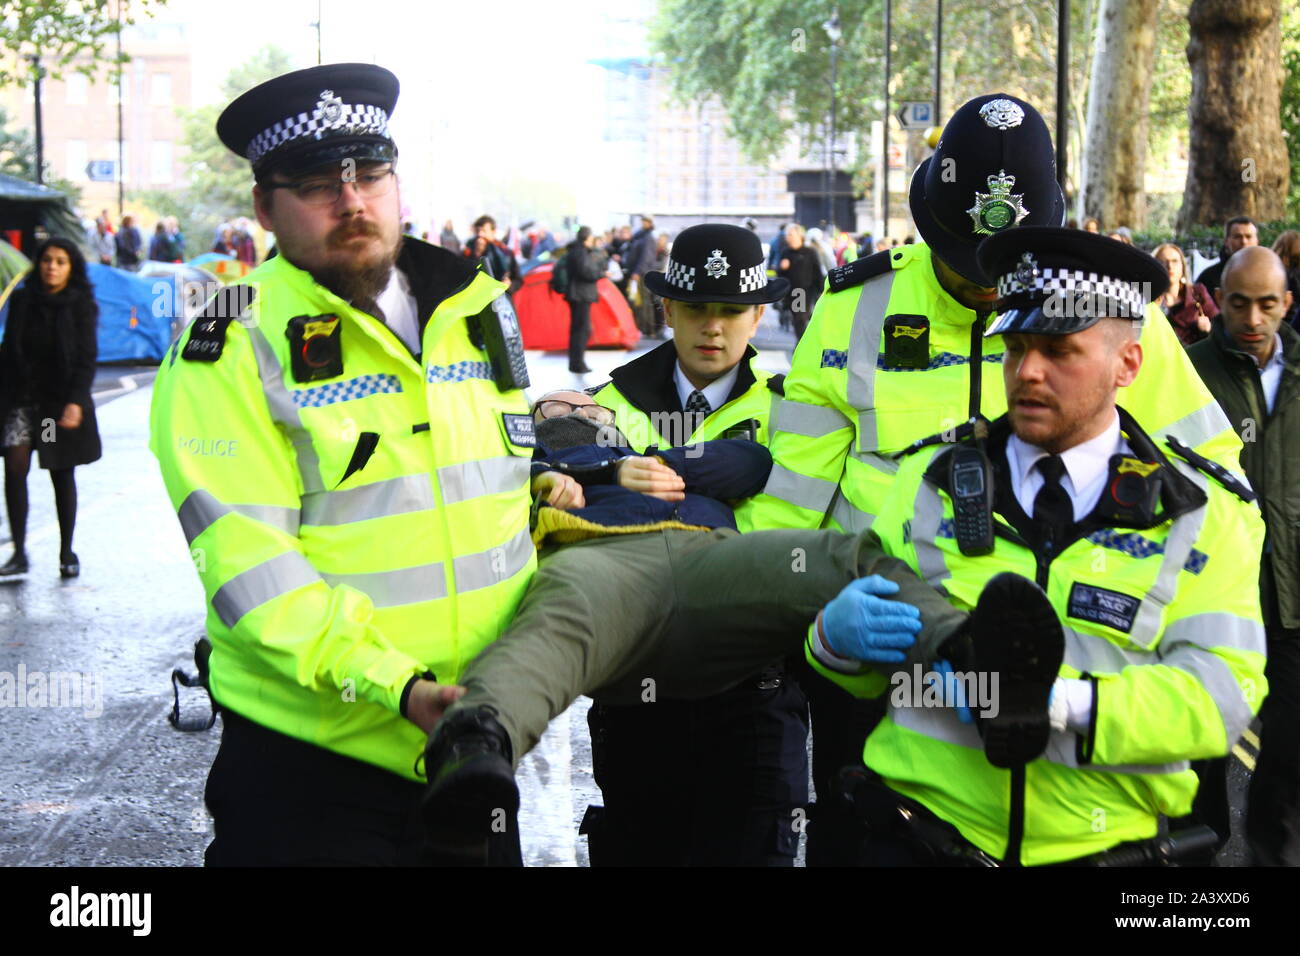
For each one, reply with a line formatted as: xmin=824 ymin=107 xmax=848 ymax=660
xmin=536 ymin=413 xmax=626 ymax=450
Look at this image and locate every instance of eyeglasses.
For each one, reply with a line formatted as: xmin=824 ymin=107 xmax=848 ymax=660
xmin=535 ymin=400 xmax=616 ymax=425
xmin=262 ymin=165 xmax=397 ymax=206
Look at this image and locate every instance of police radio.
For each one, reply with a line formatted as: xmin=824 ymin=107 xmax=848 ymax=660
xmin=948 ymin=444 xmax=995 ymax=556
xmin=470 ymin=296 xmax=530 ymax=392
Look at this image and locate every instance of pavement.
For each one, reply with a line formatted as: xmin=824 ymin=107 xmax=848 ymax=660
xmin=0 ymin=323 xmax=1260 ymax=866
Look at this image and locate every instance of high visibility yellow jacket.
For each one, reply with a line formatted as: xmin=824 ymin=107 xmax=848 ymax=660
xmin=737 ymin=243 xmax=1243 ymax=535
xmin=807 ymin=409 xmax=1267 ymax=865
xmin=149 ymin=241 xmax=536 ymax=781
xmin=590 ymin=341 xmax=784 ymax=449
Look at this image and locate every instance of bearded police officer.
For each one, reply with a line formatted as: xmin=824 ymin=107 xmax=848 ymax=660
xmin=150 ymin=64 xmax=537 ymax=865
xmin=582 ymin=224 xmax=808 ymax=866
xmin=810 ymin=227 xmax=1267 ymax=866
xmin=736 ymin=93 xmax=1243 ymax=865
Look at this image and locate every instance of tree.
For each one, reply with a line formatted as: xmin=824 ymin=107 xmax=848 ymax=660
xmin=0 ymin=105 xmax=81 ymax=204
xmin=1081 ymin=0 xmax=1160 ymax=230
xmin=138 ymin=46 xmax=296 ymax=258
xmin=1280 ymin=4 xmax=1300 ymax=219
xmin=0 ymin=0 xmax=169 ymax=88
xmin=1178 ymin=0 xmax=1291 ymax=230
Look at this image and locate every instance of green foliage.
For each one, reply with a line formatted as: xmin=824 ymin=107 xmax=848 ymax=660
xmin=0 ymin=0 xmax=169 ymax=88
xmin=0 ymin=104 xmax=81 ymax=205
xmin=141 ymin=46 xmax=296 ymax=261
xmin=1281 ymin=4 xmax=1300 ymax=219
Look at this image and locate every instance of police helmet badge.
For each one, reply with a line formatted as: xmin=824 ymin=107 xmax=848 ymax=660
xmin=979 ymin=98 xmax=1025 ymax=130
xmin=314 ymin=89 xmax=346 ymax=138
xmin=704 ymin=249 xmax=730 ymax=279
xmin=967 ymin=170 xmax=1030 ymax=236
xmin=1013 ymin=252 xmax=1040 ymax=286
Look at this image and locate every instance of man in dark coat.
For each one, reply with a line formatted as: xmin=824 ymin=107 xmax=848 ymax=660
xmin=562 ymin=227 xmax=608 ymax=374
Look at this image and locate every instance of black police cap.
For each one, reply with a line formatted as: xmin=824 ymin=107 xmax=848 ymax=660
xmin=909 ymin=93 xmax=1066 ymax=287
xmin=216 ymin=63 xmax=399 ymax=177
xmin=977 ymin=226 xmax=1169 ymax=337
xmin=643 ymin=223 xmax=790 ymax=305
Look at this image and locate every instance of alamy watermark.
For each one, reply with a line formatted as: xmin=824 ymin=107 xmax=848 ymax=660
xmin=0 ymin=664 xmax=103 ymax=718
xmin=889 ymin=663 xmax=999 ymax=718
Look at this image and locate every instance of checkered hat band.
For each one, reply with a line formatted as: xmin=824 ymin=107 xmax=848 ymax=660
xmin=736 ymin=263 xmax=766 ymax=293
xmin=997 ymin=268 xmax=1147 ymax=318
xmin=665 ymin=256 xmax=697 ymax=292
xmin=246 ymin=103 xmax=391 ymax=166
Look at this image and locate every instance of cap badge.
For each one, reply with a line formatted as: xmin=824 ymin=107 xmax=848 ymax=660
xmin=314 ymin=89 xmax=346 ymax=138
xmin=704 ymin=249 xmax=730 ymax=279
xmin=1013 ymin=252 xmax=1040 ymax=287
xmin=967 ymin=170 xmax=1029 ymax=236
xmin=979 ymin=99 xmax=1025 ymax=130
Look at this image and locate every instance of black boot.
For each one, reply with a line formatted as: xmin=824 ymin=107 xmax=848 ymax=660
xmin=0 ymin=551 xmax=29 ymax=576
xmin=421 ymin=705 xmax=519 ymax=845
xmin=945 ymin=572 xmax=1064 ymax=769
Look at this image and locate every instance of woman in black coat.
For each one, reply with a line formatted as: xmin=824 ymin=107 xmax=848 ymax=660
xmin=563 ymin=226 xmax=608 ymax=374
xmin=0 ymin=237 xmax=102 ymax=577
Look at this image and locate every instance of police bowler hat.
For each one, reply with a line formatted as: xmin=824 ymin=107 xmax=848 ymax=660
xmin=909 ymin=94 xmax=1065 ymax=287
xmin=977 ymin=226 xmax=1169 ymax=337
xmin=217 ymin=63 xmax=399 ymax=177
xmin=643 ymin=224 xmax=790 ymax=305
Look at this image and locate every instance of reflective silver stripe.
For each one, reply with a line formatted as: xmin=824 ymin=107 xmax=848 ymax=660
xmin=857 ymin=409 xmax=878 ymax=451
xmin=891 ymin=697 xmax=982 ymax=749
xmin=247 ymin=324 xmax=325 ymax=494
xmin=322 ymin=563 xmax=448 ymax=607
xmin=829 ymin=490 xmax=874 ymax=534
xmin=178 ymin=489 xmax=299 ymax=545
xmin=438 ymin=455 xmax=532 ymax=505
xmin=453 ymin=527 xmax=534 ymax=593
xmin=301 ymin=473 xmax=435 ymax=526
xmin=911 ymin=482 xmax=951 ymax=591
xmin=845 ymin=272 xmax=896 ymax=452
xmin=1163 ymin=646 xmax=1256 ymax=748
xmin=1062 ymin=626 xmax=1150 ymax=675
xmin=1043 ymin=733 xmax=1189 ymax=775
xmin=212 ymin=551 xmax=320 ymax=628
xmin=1157 ymin=400 xmax=1232 ymax=454
xmin=849 ymin=446 xmax=900 ymax=476
xmin=761 ymin=463 xmax=839 ymax=515
xmin=773 ymin=399 xmax=852 ymax=439
xmin=1128 ymin=506 xmax=1206 ymax=649
xmin=1162 ymin=613 xmax=1265 ymax=655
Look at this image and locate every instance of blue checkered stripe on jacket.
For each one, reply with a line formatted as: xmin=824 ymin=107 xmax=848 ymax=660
xmin=291 ymin=374 xmax=404 ymax=408
xmin=427 ymin=360 xmax=493 ymax=384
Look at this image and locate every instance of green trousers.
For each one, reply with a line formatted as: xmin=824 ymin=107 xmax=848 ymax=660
xmin=451 ymin=527 xmax=966 ymax=764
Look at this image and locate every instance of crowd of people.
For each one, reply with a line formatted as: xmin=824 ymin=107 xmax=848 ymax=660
xmin=83 ymin=209 xmax=259 ymax=270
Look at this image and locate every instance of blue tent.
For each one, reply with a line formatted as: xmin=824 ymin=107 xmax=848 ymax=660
xmin=87 ymin=263 xmax=175 ymax=363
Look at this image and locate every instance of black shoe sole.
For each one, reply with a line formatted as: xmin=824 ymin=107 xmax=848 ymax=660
xmin=421 ymin=750 xmax=520 ymax=841
xmin=969 ymin=572 xmax=1065 ymax=769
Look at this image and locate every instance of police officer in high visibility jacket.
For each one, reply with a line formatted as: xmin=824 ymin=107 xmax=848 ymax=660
xmin=582 ymin=223 xmax=808 ymax=866
xmin=149 ymin=64 xmax=537 ymax=866
xmin=737 ymin=93 xmax=1243 ymax=865
xmin=806 ymin=228 xmax=1267 ymax=866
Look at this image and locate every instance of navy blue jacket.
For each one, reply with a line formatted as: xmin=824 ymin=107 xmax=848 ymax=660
xmin=532 ymin=439 xmax=772 ymax=533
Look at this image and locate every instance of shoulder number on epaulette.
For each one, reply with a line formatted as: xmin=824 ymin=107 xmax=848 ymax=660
xmin=181 ymin=285 xmax=256 ymax=363
xmin=1165 ymin=436 xmax=1257 ymax=503
xmin=826 ymin=250 xmax=895 ymax=294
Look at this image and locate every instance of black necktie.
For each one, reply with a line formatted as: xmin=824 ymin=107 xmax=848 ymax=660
xmin=684 ymin=390 xmax=711 ymax=442
xmin=1032 ymin=455 xmax=1073 ymax=550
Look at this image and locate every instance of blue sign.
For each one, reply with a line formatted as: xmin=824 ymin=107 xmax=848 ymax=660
xmin=898 ymin=102 xmax=934 ymax=129
xmin=86 ymin=160 xmax=117 ymax=182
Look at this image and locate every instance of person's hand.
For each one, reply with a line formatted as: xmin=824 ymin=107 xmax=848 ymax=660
xmin=617 ymin=455 xmax=685 ymax=501
xmin=405 ymin=680 xmax=467 ymax=734
xmin=779 ymin=258 xmax=790 ymax=271
xmin=530 ymin=470 xmax=586 ymax=510
xmin=58 ymin=403 xmax=83 ymax=430
xmin=927 ymin=659 xmax=974 ymax=723
xmin=1196 ymin=312 xmax=1212 ymax=333
xmin=820 ymin=575 xmax=922 ymax=663
xmin=630 ymin=273 xmax=640 ymax=283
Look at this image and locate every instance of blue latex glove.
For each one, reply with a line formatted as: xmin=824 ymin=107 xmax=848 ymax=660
xmin=928 ymin=659 xmax=974 ymax=723
xmin=822 ymin=575 xmax=922 ymax=663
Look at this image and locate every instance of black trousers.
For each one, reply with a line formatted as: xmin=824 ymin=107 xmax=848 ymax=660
xmin=1247 ymin=632 xmax=1300 ymax=865
xmin=204 ymin=709 xmax=521 ymax=867
xmin=584 ymin=676 xmax=809 ymax=867
xmin=568 ymin=299 xmax=592 ymax=370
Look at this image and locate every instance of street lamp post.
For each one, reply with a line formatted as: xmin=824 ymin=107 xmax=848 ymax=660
xmin=823 ymin=10 xmax=841 ymax=230
xmin=29 ymin=54 xmax=43 ymax=186
xmin=882 ymin=0 xmax=892 ymax=238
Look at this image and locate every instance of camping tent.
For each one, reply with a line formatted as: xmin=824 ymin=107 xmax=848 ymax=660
xmin=514 ymin=262 xmax=640 ymax=350
xmin=87 ymin=263 xmax=175 ymax=363
xmin=0 ymin=172 xmax=86 ymax=255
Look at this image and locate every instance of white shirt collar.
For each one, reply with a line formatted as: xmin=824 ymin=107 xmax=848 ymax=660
xmin=673 ymin=360 xmax=739 ymax=413
xmin=1007 ymin=412 xmax=1127 ymax=522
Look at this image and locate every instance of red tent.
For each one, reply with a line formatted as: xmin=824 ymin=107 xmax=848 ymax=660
xmin=515 ymin=262 xmax=641 ymax=350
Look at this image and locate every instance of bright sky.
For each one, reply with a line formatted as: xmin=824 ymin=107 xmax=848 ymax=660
xmin=163 ymin=0 xmax=652 ymax=232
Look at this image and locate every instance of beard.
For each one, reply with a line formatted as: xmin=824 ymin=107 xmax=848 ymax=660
xmin=306 ymin=223 xmax=402 ymax=308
